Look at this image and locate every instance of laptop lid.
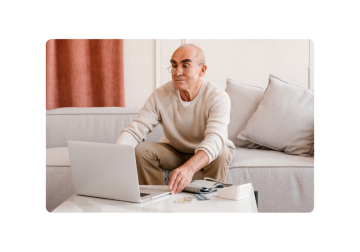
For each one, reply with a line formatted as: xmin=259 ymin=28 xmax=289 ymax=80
xmin=68 ymin=141 xmax=142 ymax=202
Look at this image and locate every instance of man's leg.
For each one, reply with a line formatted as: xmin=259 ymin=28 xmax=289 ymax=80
xmin=135 ymin=142 xmax=190 ymax=185
xmin=202 ymin=146 xmax=232 ymax=183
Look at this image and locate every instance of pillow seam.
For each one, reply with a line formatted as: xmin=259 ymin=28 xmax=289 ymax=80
xmin=226 ymin=78 xmax=264 ymax=90
xmin=237 ymin=133 xmax=312 ymax=157
xmin=269 ymin=74 xmax=314 ymax=93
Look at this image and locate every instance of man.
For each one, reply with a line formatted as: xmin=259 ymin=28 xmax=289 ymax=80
xmin=116 ymin=43 xmax=235 ymax=194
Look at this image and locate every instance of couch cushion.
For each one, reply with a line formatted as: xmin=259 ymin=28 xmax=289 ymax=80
xmin=226 ymin=166 xmax=314 ymax=212
xmin=230 ymin=147 xmax=314 ymax=168
xmin=46 ymin=107 xmax=164 ymax=148
xmin=227 ymin=147 xmax=314 ymax=212
xmin=47 ymin=147 xmax=70 ymax=166
xmin=46 ymin=147 xmax=72 ymax=212
xmin=225 ymin=79 xmax=266 ymax=149
xmin=238 ymin=75 xmax=314 ymax=157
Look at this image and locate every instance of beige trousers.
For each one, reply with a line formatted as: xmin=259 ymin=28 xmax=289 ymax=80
xmin=134 ymin=142 xmax=231 ymax=185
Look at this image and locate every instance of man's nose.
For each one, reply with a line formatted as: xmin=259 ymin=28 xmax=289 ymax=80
xmin=174 ymin=67 xmax=182 ymax=76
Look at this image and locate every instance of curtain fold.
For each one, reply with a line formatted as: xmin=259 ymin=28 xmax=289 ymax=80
xmin=46 ymin=39 xmax=125 ymax=110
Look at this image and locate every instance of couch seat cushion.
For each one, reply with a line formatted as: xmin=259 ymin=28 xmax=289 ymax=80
xmin=47 ymin=147 xmax=70 ymax=166
xmin=226 ymin=147 xmax=314 ymax=213
xmin=230 ymin=147 xmax=314 ymax=168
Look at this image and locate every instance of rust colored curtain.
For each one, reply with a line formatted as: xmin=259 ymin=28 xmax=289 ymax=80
xmin=46 ymin=39 xmax=125 ymax=110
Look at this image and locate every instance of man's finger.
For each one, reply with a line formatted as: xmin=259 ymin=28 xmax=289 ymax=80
xmin=176 ymin=177 xmax=187 ymax=194
xmin=171 ymin=179 xmax=178 ymax=194
xmin=168 ymin=171 xmax=178 ymax=191
xmin=179 ymin=179 xmax=190 ymax=193
xmin=172 ymin=176 xmax=182 ymax=194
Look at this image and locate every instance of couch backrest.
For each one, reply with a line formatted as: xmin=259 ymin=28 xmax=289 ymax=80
xmin=46 ymin=107 xmax=164 ymax=148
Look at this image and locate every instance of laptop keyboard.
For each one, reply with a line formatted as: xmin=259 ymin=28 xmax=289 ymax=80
xmin=140 ymin=193 xmax=150 ymax=197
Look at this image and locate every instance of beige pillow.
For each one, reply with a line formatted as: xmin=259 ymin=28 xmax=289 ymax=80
xmin=238 ymin=75 xmax=314 ymax=156
xmin=225 ymin=78 xmax=268 ymax=149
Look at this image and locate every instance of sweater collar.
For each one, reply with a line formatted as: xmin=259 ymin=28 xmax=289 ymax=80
xmin=170 ymin=78 xmax=207 ymax=109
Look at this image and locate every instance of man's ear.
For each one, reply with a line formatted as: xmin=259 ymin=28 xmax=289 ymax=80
xmin=199 ymin=64 xmax=207 ymax=77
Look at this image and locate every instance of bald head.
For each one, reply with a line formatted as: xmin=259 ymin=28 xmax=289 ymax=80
xmin=175 ymin=43 xmax=205 ymax=65
xmin=170 ymin=42 xmax=207 ymax=95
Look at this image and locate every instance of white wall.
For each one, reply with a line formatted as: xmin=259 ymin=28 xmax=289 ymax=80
xmin=124 ymin=39 xmax=313 ymax=108
xmin=123 ymin=39 xmax=156 ymax=108
xmin=309 ymin=40 xmax=314 ymax=91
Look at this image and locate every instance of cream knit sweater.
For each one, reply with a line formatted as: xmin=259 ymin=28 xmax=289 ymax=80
xmin=116 ymin=78 xmax=235 ymax=164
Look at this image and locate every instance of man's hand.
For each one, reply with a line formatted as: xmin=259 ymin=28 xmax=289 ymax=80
xmin=168 ymin=166 xmax=194 ymax=194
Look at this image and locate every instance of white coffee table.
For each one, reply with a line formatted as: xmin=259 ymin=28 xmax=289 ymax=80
xmin=52 ymin=185 xmax=258 ymax=213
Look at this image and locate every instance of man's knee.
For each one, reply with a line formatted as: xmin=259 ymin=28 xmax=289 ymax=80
xmin=135 ymin=142 xmax=163 ymax=165
xmin=135 ymin=142 xmax=148 ymax=152
xmin=135 ymin=141 xmax=152 ymax=156
xmin=212 ymin=146 xmax=231 ymax=165
xmin=134 ymin=142 xmax=160 ymax=170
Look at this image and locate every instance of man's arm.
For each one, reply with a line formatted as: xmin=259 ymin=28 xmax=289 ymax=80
xmin=168 ymin=150 xmax=209 ymax=194
xmin=115 ymin=92 xmax=160 ymax=147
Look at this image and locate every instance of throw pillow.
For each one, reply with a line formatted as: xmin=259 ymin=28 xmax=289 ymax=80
xmin=238 ymin=75 xmax=314 ymax=156
xmin=226 ymin=78 xmax=268 ymax=149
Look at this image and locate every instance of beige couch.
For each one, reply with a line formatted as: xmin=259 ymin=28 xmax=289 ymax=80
xmin=46 ymin=107 xmax=314 ymax=213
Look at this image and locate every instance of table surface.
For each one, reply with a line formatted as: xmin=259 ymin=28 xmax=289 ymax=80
xmin=52 ymin=185 xmax=258 ymax=213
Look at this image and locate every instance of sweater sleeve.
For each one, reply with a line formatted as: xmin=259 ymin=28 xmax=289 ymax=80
xmin=115 ymin=92 xmax=160 ymax=148
xmin=195 ymin=92 xmax=231 ymax=164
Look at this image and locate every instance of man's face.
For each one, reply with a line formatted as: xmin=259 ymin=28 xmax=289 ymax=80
xmin=170 ymin=46 xmax=205 ymax=91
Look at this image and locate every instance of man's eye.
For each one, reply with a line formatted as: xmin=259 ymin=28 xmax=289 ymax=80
xmin=183 ymin=65 xmax=189 ymax=68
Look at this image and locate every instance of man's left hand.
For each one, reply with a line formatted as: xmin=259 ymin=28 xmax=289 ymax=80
xmin=168 ymin=166 xmax=194 ymax=194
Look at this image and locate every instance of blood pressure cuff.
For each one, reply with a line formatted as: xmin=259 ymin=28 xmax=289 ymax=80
xmin=183 ymin=177 xmax=233 ymax=194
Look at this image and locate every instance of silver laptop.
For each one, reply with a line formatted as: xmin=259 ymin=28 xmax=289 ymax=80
xmin=68 ymin=141 xmax=170 ymax=203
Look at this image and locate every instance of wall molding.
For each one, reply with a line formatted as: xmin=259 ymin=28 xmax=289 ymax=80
xmin=181 ymin=39 xmax=188 ymax=45
xmin=309 ymin=39 xmax=314 ymax=91
xmin=156 ymin=39 xmax=161 ymax=88
xmin=156 ymin=39 xmax=188 ymax=89
xmin=308 ymin=39 xmax=310 ymax=90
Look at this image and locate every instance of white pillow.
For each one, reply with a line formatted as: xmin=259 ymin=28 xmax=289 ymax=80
xmin=225 ymin=79 xmax=267 ymax=149
xmin=238 ymin=75 xmax=314 ymax=156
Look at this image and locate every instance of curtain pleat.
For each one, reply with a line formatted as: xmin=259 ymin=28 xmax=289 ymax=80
xmin=46 ymin=39 xmax=125 ymax=110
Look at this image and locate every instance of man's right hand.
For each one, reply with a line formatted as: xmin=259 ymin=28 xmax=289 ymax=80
xmin=168 ymin=166 xmax=194 ymax=194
